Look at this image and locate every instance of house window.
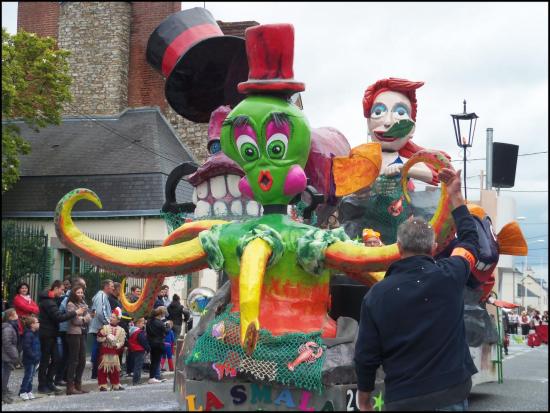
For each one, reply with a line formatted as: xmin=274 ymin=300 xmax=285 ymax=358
xmin=517 ymin=284 xmax=539 ymax=298
xmin=61 ymin=250 xmax=80 ymax=279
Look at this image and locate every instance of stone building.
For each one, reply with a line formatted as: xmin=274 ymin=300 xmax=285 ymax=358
xmin=17 ymin=1 xmax=258 ymax=163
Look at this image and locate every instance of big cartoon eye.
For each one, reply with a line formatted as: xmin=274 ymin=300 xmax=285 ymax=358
xmin=371 ymin=103 xmax=387 ymax=119
xmin=209 ymin=140 xmax=221 ymax=155
xmin=236 ymin=135 xmax=259 ymax=162
xmin=393 ymin=104 xmax=410 ymax=120
xmin=266 ymin=133 xmax=288 ymax=159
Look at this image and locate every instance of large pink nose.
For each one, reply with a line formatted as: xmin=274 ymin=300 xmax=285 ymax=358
xmin=238 ymin=177 xmax=255 ymax=199
xmin=283 ymin=165 xmax=307 ymax=196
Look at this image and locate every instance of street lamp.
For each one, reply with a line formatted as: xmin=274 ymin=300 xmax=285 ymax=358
xmin=451 ymin=99 xmax=479 ymax=200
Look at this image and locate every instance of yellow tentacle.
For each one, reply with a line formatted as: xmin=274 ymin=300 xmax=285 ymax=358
xmin=325 ymin=242 xmax=401 ymax=278
xmin=120 ymin=219 xmax=230 ymax=316
xmin=239 ymin=238 xmax=272 ymax=355
xmin=54 ymin=188 xmax=209 ymax=277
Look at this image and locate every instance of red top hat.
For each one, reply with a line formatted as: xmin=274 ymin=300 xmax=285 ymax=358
xmin=238 ymin=24 xmax=305 ymax=96
xmin=147 ymin=8 xmax=249 ymax=123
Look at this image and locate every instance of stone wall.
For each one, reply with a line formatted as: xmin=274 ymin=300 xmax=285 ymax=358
xmin=58 ymin=2 xmax=132 ymax=116
xmin=163 ymin=105 xmax=210 ymax=164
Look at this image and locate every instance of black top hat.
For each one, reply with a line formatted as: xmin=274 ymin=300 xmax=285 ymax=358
xmin=147 ymin=8 xmax=249 ymax=123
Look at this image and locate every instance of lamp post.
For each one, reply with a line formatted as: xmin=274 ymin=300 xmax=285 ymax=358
xmin=451 ymin=100 xmax=479 ymax=200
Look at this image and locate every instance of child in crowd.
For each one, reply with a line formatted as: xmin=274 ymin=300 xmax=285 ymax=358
xmin=160 ymin=327 xmax=175 ymax=372
xmin=96 ymin=307 xmax=126 ymax=391
xmin=19 ymin=316 xmax=41 ymax=400
xmin=128 ymin=317 xmax=150 ymax=385
xmin=2 ymin=309 xmax=20 ymax=404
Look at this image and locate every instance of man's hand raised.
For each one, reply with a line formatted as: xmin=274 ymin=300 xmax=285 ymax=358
xmin=438 ymin=168 xmax=465 ymax=209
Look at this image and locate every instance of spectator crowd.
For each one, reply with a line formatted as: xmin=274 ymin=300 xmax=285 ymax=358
xmin=2 ymin=279 xmax=191 ymax=404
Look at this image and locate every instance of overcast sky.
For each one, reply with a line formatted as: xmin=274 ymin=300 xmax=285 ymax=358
xmin=2 ymin=2 xmax=548 ymax=279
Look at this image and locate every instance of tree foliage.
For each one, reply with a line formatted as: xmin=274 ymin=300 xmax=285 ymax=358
xmin=2 ymin=28 xmax=72 ymax=193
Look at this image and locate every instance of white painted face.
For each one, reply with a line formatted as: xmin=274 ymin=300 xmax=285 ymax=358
xmin=367 ymin=90 xmax=416 ymax=152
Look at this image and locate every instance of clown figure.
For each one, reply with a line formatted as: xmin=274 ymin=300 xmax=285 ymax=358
xmin=96 ymin=307 xmax=126 ymax=391
xmin=363 ymin=78 xmax=443 ymax=185
xmin=339 ymin=78 xmax=450 ymax=244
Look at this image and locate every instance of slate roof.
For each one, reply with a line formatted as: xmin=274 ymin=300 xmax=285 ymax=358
xmin=2 ymin=107 xmax=195 ymax=217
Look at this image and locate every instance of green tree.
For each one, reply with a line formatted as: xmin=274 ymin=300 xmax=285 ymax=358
xmin=2 ymin=28 xmax=72 ymax=193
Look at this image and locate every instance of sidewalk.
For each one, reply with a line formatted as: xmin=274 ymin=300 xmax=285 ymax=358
xmin=5 ymin=360 xmax=174 ymax=405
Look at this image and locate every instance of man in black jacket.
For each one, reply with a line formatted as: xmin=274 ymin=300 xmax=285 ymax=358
xmin=38 ymin=280 xmax=84 ymax=394
xmin=355 ymin=167 xmax=480 ymax=411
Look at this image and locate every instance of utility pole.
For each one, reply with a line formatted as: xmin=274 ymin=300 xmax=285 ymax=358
xmin=480 ymin=170 xmax=485 ymax=191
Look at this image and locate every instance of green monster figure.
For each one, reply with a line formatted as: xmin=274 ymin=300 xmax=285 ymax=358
xmin=221 ymin=95 xmax=311 ymax=207
xmin=54 ymin=23 xmax=455 ymax=366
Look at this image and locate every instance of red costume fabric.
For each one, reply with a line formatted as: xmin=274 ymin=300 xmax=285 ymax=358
xmin=97 ymin=323 xmax=125 ymax=389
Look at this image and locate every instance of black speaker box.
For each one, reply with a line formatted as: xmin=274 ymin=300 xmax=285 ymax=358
xmin=329 ymin=283 xmax=369 ymax=322
xmin=492 ymin=142 xmax=519 ymax=188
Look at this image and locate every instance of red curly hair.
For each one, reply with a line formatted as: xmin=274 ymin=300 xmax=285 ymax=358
xmin=363 ymin=77 xmax=424 ymax=121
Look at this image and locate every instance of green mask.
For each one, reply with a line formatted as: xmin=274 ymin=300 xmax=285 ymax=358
xmin=221 ymin=95 xmax=311 ymax=206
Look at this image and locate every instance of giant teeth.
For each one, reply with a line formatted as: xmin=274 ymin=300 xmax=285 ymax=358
xmin=210 ymin=176 xmax=227 ymax=199
xmin=213 ymin=201 xmax=228 ymax=216
xmin=196 ymin=181 xmax=208 ymax=199
xmin=231 ymin=200 xmax=243 ymax=215
xmin=227 ymin=175 xmax=242 ymax=197
xmin=195 ymin=200 xmax=211 ymax=218
xmin=246 ymin=201 xmax=259 ymax=216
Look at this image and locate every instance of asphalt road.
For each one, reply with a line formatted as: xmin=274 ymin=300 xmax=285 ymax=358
xmin=469 ymin=340 xmax=548 ymax=411
xmin=3 ymin=340 xmax=547 ymax=411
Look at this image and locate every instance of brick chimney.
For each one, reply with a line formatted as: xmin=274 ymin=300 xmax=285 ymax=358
xmin=128 ymin=2 xmax=181 ymax=110
xmin=17 ymin=2 xmax=60 ymax=39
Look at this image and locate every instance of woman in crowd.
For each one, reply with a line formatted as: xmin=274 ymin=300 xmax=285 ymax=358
xmin=146 ymin=306 xmax=171 ymax=384
xmin=65 ymin=285 xmax=92 ymax=395
xmin=167 ymin=294 xmax=191 ymax=338
xmin=520 ymin=310 xmax=531 ymax=337
xmin=13 ymin=282 xmax=39 ymax=337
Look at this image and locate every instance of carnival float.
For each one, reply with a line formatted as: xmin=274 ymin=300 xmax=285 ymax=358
xmin=53 ymin=8 xmax=528 ymax=411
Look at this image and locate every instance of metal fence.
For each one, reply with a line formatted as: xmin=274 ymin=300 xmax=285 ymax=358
xmin=2 ymin=221 xmax=52 ymax=306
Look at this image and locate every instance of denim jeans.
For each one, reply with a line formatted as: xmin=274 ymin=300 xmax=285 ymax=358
xmin=19 ymin=363 xmax=37 ymax=394
xmin=54 ymin=333 xmax=68 ymax=382
xmin=436 ymin=399 xmax=469 ymax=411
xmin=132 ymin=352 xmax=145 ymax=385
xmin=90 ymin=333 xmax=99 ymax=378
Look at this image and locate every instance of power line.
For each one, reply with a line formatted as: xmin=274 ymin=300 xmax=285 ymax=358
xmin=68 ymin=106 xmax=189 ymax=167
xmin=519 ymin=222 xmax=548 ymax=225
xmin=526 ymin=235 xmax=548 ymax=240
xmin=450 ymin=150 xmax=547 ymax=162
xmin=529 ymin=247 xmax=548 ymax=251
